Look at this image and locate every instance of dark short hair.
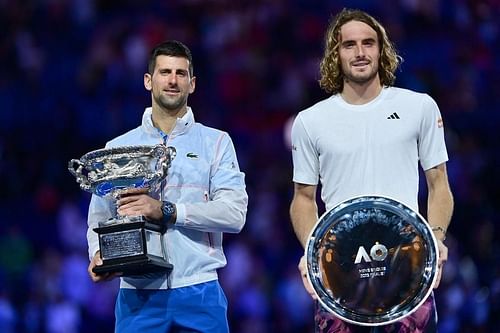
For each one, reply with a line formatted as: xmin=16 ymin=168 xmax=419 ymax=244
xmin=148 ymin=40 xmax=194 ymax=77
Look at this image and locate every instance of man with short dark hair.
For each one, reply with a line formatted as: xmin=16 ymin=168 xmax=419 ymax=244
xmin=87 ymin=40 xmax=248 ymax=333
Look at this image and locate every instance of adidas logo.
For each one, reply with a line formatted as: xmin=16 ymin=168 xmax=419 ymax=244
xmin=387 ymin=112 xmax=400 ymax=119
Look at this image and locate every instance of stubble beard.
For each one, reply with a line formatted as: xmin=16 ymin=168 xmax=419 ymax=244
xmin=156 ymin=93 xmax=187 ymax=112
xmin=344 ymin=66 xmax=379 ymax=85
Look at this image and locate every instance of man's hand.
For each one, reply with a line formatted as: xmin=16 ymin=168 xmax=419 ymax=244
xmin=88 ymin=251 xmax=121 ymax=282
xmin=116 ymin=188 xmax=163 ymax=220
xmin=433 ymin=239 xmax=448 ymax=289
xmin=298 ymin=255 xmax=317 ymax=300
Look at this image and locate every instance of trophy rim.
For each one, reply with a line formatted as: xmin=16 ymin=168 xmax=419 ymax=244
xmin=305 ymin=195 xmax=439 ymax=326
xmin=80 ymin=144 xmax=168 ymax=162
xmin=69 ymin=144 xmax=176 ymax=197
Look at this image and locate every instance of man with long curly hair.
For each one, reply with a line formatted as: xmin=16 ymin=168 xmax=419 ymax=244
xmin=290 ymin=8 xmax=453 ymax=332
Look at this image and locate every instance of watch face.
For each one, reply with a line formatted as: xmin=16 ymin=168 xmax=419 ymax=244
xmin=163 ymin=202 xmax=175 ymax=215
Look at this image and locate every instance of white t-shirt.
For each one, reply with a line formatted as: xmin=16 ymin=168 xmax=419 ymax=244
xmin=291 ymin=87 xmax=448 ymax=211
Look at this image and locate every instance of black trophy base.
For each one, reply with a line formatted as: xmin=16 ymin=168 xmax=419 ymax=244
xmin=93 ymin=254 xmax=173 ymax=276
xmin=93 ymin=217 xmax=172 ymax=277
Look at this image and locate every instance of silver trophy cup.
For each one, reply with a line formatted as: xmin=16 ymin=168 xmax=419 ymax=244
xmin=68 ymin=144 xmax=176 ymax=276
xmin=306 ymin=196 xmax=439 ymax=326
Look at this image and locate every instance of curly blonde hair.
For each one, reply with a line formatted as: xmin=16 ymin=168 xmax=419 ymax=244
xmin=319 ymin=8 xmax=402 ymax=94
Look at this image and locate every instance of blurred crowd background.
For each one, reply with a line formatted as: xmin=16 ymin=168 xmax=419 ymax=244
xmin=0 ymin=0 xmax=499 ymax=332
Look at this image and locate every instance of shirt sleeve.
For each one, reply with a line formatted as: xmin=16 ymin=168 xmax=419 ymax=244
xmin=175 ymin=133 xmax=248 ymax=233
xmin=418 ymin=94 xmax=449 ymax=170
xmin=291 ymin=113 xmax=319 ymax=185
xmin=87 ymin=194 xmax=113 ymax=261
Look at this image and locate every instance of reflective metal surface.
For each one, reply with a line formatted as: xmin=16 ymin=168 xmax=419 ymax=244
xmin=68 ymin=144 xmax=176 ymax=199
xmin=68 ymin=144 xmax=176 ymax=276
xmin=306 ymin=196 xmax=438 ymax=326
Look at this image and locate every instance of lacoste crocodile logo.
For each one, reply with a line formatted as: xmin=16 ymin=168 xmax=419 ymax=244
xmin=186 ymin=152 xmax=199 ymax=159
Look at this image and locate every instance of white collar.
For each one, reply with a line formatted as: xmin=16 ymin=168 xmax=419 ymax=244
xmin=142 ymin=106 xmax=195 ymax=137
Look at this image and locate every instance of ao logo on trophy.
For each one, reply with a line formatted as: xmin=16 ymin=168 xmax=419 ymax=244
xmin=354 ymin=242 xmax=388 ymax=264
xmin=306 ymin=196 xmax=439 ymax=326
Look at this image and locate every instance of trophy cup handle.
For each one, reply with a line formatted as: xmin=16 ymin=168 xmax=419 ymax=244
xmin=162 ymin=146 xmax=177 ymax=175
xmin=145 ymin=145 xmax=176 ymax=188
xmin=68 ymin=159 xmax=91 ymax=191
xmin=166 ymin=146 xmax=176 ymax=161
xmin=68 ymin=159 xmax=84 ymax=177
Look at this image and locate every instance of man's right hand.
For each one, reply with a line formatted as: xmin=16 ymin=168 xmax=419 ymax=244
xmin=88 ymin=251 xmax=122 ymax=282
xmin=298 ymin=255 xmax=317 ymax=300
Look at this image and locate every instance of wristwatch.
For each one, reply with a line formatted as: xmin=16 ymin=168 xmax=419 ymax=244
xmin=161 ymin=201 xmax=176 ymax=225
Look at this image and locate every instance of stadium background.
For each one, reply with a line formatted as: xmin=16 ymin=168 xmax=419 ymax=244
xmin=0 ymin=1 xmax=498 ymax=332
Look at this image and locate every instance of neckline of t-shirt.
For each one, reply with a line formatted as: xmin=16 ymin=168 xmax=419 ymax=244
xmin=333 ymin=87 xmax=389 ymax=112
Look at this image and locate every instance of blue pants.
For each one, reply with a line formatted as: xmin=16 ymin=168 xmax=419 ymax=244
xmin=115 ymin=280 xmax=229 ymax=333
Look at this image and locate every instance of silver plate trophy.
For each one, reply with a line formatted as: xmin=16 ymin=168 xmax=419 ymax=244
xmin=306 ymin=196 xmax=439 ymax=326
xmin=68 ymin=144 xmax=176 ymax=276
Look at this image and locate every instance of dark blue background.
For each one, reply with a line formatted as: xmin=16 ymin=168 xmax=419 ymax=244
xmin=0 ymin=1 xmax=498 ymax=332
